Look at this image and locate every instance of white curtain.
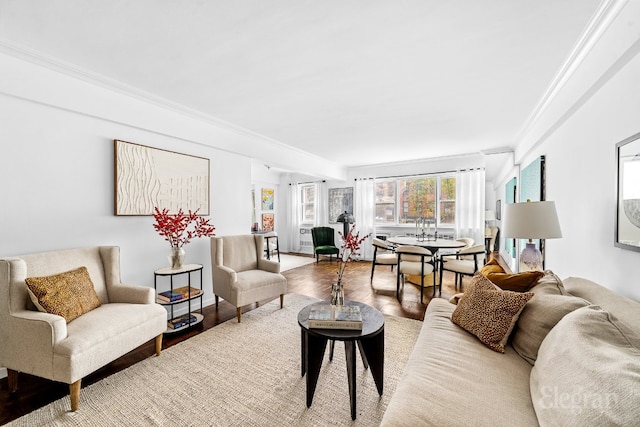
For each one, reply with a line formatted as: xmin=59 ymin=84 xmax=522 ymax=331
xmin=286 ymin=182 xmax=301 ymax=253
xmin=315 ymin=181 xmax=328 ymax=226
xmin=354 ymin=178 xmax=375 ymax=260
xmin=455 ymin=168 xmax=485 ymax=245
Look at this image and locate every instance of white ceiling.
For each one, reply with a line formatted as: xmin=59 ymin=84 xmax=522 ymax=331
xmin=0 ymin=0 xmax=602 ymax=168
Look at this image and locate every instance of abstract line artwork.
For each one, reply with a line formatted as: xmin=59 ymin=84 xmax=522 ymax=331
xmin=114 ymin=140 xmax=210 ymax=216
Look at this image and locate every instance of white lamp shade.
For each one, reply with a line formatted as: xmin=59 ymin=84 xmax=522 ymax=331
xmin=485 ymin=210 xmax=496 ymax=221
xmin=502 ymin=201 xmax=562 ymax=239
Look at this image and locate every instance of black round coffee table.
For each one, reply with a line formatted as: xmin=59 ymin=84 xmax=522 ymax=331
xmin=297 ymin=300 xmax=385 ymax=420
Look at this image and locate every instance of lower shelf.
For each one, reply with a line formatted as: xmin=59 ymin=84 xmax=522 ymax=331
xmin=164 ymin=312 xmax=204 ymax=334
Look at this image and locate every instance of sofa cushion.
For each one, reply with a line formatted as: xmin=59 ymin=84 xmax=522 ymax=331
xmin=512 ymin=293 xmax=589 ymax=365
xmin=381 ymin=298 xmax=539 ymax=427
xmin=531 ymin=270 xmax=569 ymax=295
xmin=531 ymin=305 xmax=640 ymax=425
xmin=452 ymin=273 xmax=533 ymax=353
xmin=25 ymin=266 xmax=102 ymax=323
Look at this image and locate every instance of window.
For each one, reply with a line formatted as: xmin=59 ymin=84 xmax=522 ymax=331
xmin=374 ymin=174 xmax=456 ymax=226
xmin=439 ymin=176 xmax=456 ymax=225
xmin=375 ymin=180 xmax=395 ymax=223
xmin=300 ymin=184 xmax=315 ymax=224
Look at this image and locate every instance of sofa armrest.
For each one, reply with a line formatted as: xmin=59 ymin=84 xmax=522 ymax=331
xmin=108 ymin=283 xmax=155 ymax=304
xmin=258 ymin=258 xmax=280 ymax=274
xmin=1 ymin=310 xmax=67 ymax=374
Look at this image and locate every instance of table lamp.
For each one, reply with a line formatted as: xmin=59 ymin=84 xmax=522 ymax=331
xmin=336 ymin=211 xmax=355 ymax=237
xmin=502 ymin=200 xmax=562 ymax=271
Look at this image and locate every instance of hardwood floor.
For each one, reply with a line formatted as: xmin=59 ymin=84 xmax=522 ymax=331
xmin=0 ymin=253 xmax=496 ymax=425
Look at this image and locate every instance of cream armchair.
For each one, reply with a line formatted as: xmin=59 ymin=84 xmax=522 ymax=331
xmin=0 ymin=246 xmax=167 ymax=411
xmin=211 ymin=235 xmax=287 ymax=322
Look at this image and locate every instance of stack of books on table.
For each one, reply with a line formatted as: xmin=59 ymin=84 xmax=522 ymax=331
xmin=157 ymin=286 xmax=202 ymax=303
xmin=308 ymin=304 xmax=363 ymax=330
xmin=167 ymin=313 xmax=198 ymax=329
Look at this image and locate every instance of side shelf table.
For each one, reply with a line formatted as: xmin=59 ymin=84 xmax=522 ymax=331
xmin=154 ymin=264 xmax=204 ymax=333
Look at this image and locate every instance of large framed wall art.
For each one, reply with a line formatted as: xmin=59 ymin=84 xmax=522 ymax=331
xmin=615 ymin=132 xmax=640 ymax=252
xmin=519 ymin=156 xmax=546 ymax=265
xmin=114 ymin=140 xmax=210 ymax=216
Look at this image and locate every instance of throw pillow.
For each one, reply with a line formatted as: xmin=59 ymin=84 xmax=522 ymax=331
xmin=485 ymin=270 xmax=544 ymax=292
xmin=512 ymin=294 xmax=589 ymax=365
xmin=529 ymin=270 xmax=569 ymax=296
xmin=448 ymin=293 xmax=465 ymax=305
xmin=531 ymin=305 xmax=640 ymax=425
xmin=479 ymin=258 xmax=504 ymax=276
xmin=25 ymin=266 xmax=102 ymax=323
xmin=451 ymin=273 xmax=533 ymax=353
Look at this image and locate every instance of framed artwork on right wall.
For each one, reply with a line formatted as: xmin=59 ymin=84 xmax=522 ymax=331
xmin=615 ymin=131 xmax=640 ymax=252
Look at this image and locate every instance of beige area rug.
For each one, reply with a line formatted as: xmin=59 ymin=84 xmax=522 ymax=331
xmin=9 ymin=294 xmax=422 ymax=426
xmin=279 ymin=253 xmax=316 ymax=272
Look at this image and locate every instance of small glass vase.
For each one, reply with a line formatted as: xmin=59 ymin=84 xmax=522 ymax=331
xmin=168 ymin=247 xmax=185 ymax=269
xmin=330 ymin=281 xmax=344 ymax=306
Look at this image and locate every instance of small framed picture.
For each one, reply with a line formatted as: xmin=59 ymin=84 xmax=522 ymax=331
xmin=262 ymin=213 xmax=274 ymax=232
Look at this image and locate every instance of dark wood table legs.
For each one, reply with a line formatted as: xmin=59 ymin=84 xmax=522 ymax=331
xmin=301 ymin=327 xmax=384 ymax=420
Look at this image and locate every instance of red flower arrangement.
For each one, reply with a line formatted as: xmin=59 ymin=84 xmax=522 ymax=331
xmin=337 ymin=224 xmax=371 ymax=282
xmin=152 ymin=207 xmax=216 ymax=248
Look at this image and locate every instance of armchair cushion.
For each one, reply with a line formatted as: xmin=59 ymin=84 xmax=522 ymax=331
xmin=25 ymin=266 xmax=102 ymax=323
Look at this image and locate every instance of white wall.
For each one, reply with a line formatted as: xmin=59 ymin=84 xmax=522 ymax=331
xmin=0 ymin=52 xmax=256 ymax=313
xmin=497 ymin=0 xmax=640 ymax=300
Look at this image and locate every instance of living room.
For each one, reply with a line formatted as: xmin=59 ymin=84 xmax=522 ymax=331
xmin=1 ymin=0 xmax=640 ymax=424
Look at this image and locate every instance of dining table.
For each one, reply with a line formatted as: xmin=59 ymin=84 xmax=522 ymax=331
xmin=386 ymin=236 xmax=467 ymax=287
xmin=386 ymin=236 xmax=466 ymax=254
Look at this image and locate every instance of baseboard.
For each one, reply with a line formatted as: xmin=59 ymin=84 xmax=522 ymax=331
xmin=0 ymin=367 xmax=7 ymax=379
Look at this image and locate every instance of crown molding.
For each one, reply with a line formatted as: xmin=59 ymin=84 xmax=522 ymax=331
xmin=0 ymin=38 xmax=329 ymax=162
xmin=515 ymin=0 xmax=629 ymax=142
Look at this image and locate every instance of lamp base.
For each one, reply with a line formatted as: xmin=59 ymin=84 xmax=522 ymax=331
xmin=519 ymin=242 xmax=543 ymax=272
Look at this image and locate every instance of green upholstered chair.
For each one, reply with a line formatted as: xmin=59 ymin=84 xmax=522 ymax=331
xmin=311 ymin=226 xmax=340 ymax=263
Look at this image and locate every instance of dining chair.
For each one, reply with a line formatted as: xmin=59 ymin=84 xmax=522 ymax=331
xmin=370 ymin=238 xmax=397 ymax=283
xmin=263 ymin=231 xmax=280 ymax=262
xmin=440 ymin=237 xmax=475 ymax=262
xmin=439 ymin=244 xmax=486 ymax=290
xmin=395 ymin=245 xmax=436 ymax=303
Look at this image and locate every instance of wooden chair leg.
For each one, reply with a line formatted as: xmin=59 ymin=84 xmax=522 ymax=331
xmin=280 ymin=294 xmax=284 ymax=308
xmin=70 ymin=379 xmax=81 ymax=411
xmin=236 ymin=307 xmax=242 ymax=322
xmin=7 ymin=369 xmax=18 ymax=393
xmin=155 ymin=334 xmax=163 ymax=356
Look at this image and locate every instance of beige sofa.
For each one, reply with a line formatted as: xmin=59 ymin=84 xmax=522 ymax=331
xmin=382 ymin=274 xmax=640 ymax=426
xmin=0 ymin=246 xmax=167 ymax=411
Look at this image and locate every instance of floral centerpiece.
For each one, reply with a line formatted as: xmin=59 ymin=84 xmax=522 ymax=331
xmin=152 ymin=207 xmax=216 ymax=269
xmin=332 ymin=224 xmax=371 ymax=305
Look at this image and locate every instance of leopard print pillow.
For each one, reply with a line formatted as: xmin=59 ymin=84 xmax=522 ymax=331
xmin=452 ymin=273 xmax=533 ymax=353
xmin=25 ymin=266 xmax=102 ymax=323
